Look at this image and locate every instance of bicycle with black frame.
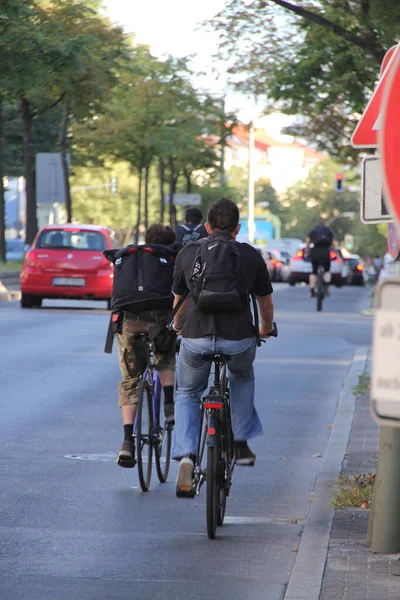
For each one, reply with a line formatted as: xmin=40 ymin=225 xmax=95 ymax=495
xmin=177 ymin=323 xmax=278 ymax=539
xmin=134 ymin=332 xmax=173 ymax=491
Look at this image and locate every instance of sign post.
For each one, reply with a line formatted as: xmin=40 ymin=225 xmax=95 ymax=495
xmin=366 ymin=51 xmax=400 ymax=554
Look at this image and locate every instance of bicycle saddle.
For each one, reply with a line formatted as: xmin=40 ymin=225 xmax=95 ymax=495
xmin=201 ymin=353 xmax=231 ymax=363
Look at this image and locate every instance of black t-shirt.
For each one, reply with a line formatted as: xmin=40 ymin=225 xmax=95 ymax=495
xmin=173 ymin=233 xmax=273 ymax=340
xmin=174 ymin=223 xmax=208 ymax=245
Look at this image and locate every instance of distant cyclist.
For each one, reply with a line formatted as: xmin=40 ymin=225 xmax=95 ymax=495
xmin=175 ymin=207 xmax=208 ymax=246
xmin=306 ymin=220 xmax=334 ymax=298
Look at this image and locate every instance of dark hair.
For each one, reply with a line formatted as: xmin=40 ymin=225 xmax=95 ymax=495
xmin=145 ymin=223 xmax=176 ymax=246
xmin=207 ymin=198 xmax=240 ymax=232
xmin=184 ymin=207 xmax=203 ymax=225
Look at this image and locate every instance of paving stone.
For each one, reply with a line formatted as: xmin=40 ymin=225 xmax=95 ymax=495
xmin=320 ymin=388 xmax=400 ymax=599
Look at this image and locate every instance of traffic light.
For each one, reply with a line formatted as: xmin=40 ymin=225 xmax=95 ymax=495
xmin=335 ymin=172 xmax=344 ymax=193
xmin=110 ymin=177 xmax=117 ymax=194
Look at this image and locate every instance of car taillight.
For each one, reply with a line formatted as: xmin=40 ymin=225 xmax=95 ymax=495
xmin=356 ymin=264 xmax=364 ymax=271
xmin=276 ymin=261 xmax=282 ymax=268
xmin=329 ymin=251 xmax=337 ymax=260
xmin=296 ymin=250 xmax=304 ymax=258
xmin=271 ymin=258 xmax=277 ymax=265
xmin=25 ymin=250 xmax=37 ymax=267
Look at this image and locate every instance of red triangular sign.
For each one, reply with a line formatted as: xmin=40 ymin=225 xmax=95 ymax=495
xmin=351 ymin=43 xmax=400 ymax=148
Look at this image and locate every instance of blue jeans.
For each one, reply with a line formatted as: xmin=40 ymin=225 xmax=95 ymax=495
xmin=172 ymin=336 xmax=262 ymax=460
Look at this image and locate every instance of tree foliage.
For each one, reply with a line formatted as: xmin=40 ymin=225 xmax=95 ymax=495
xmin=207 ymin=0 xmax=400 ymax=158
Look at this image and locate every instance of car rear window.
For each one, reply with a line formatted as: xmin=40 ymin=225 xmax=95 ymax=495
xmin=36 ymin=229 xmax=107 ymax=251
xmin=348 ymin=258 xmax=360 ymax=268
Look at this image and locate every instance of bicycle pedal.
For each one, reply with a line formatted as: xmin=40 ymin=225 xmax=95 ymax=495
xmin=176 ymin=486 xmax=196 ymax=499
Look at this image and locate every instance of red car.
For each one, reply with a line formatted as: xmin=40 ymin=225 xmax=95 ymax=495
xmin=20 ymin=224 xmax=114 ymax=309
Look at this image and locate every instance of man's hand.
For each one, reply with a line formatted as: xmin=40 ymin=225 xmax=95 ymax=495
xmin=172 ymin=321 xmax=183 ymax=335
xmin=259 ymin=321 xmax=274 ymax=338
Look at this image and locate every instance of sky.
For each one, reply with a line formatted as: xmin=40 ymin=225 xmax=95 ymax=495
xmin=101 ymin=0 xmax=293 ymax=137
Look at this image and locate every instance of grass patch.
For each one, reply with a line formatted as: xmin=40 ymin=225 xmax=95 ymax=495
xmin=0 ymin=260 xmax=23 ymax=272
xmin=333 ymin=474 xmax=375 ymax=509
xmin=353 ymin=373 xmax=370 ymax=396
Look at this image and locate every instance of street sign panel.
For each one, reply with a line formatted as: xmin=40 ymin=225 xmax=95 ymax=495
xmin=36 ymin=153 xmax=70 ymax=205
xmin=360 ymin=156 xmax=392 ymax=224
xmin=371 ymin=279 xmax=400 ymax=425
xmin=351 ymin=43 xmax=400 ymax=148
xmin=379 ymin=51 xmax=400 ymax=227
xmin=164 ymin=193 xmax=201 ymax=206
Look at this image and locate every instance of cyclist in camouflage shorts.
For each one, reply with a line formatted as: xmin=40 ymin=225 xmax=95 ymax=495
xmin=117 ymin=224 xmax=177 ymax=468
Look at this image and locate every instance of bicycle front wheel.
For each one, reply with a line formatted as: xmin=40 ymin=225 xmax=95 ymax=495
xmin=155 ymin=422 xmax=172 ymax=483
xmin=136 ymin=380 xmax=154 ymax=492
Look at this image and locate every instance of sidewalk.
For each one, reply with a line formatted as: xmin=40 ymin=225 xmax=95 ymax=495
xmin=320 ymin=377 xmax=400 ymax=599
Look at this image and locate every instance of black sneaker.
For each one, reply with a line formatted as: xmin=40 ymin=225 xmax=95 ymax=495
xmin=164 ymin=402 xmax=175 ymax=425
xmin=234 ymin=441 xmax=256 ymax=466
xmin=117 ymin=439 xmax=136 ymax=468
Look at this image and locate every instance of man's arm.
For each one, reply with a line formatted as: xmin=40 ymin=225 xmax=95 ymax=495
xmin=172 ymin=294 xmax=188 ymax=333
xmin=256 ymin=294 xmax=274 ymax=338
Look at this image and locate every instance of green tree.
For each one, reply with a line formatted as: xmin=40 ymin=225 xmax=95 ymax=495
xmin=0 ymin=0 xmax=127 ymax=243
xmin=207 ymin=0 xmax=400 ymax=158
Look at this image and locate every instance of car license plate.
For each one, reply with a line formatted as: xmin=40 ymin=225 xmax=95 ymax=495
xmin=53 ymin=277 xmax=85 ymax=287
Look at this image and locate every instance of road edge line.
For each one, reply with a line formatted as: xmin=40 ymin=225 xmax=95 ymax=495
xmin=284 ymin=346 xmax=369 ymax=600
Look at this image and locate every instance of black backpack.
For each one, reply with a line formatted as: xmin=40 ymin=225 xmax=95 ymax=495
xmin=104 ymin=244 xmax=177 ymax=314
xmin=189 ymin=237 xmax=249 ymax=313
xmin=313 ymin=226 xmax=333 ymax=247
xmin=103 ymin=244 xmax=178 ymax=353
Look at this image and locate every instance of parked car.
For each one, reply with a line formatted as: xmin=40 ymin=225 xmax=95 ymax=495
xmin=343 ymin=254 xmax=367 ymax=286
xmin=6 ymin=238 xmax=25 ymax=261
xmin=288 ymin=245 xmax=344 ymax=287
xmin=20 ymin=224 xmax=114 ymax=308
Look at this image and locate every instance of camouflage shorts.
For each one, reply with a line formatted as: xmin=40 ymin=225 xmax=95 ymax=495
xmin=117 ymin=312 xmax=177 ymax=408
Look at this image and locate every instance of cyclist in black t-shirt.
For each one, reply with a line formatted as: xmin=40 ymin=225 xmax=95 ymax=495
xmin=306 ymin=221 xmax=334 ymax=298
xmin=171 ymin=198 xmax=275 ymax=496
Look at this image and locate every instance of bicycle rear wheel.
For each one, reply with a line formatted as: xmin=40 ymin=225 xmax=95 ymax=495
xmin=136 ymin=380 xmax=154 ymax=492
xmin=206 ymin=421 xmax=222 ymax=539
xmin=316 ymin=271 xmax=324 ymax=312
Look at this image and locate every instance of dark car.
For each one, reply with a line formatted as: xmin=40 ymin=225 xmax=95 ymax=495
xmin=344 ymin=254 xmax=367 ymax=286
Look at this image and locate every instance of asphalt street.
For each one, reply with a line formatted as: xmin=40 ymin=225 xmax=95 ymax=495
xmin=0 ymin=284 xmax=373 ymax=600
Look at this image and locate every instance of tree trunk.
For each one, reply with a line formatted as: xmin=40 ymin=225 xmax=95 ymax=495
xmin=58 ymin=96 xmax=72 ymax=222
xmin=134 ymin=168 xmax=143 ymax=244
xmin=0 ymin=98 xmax=6 ymax=263
xmin=21 ymin=97 xmax=38 ymax=244
xmin=144 ymin=164 xmax=149 ymax=231
xmin=186 ymin=174 xmax=192 ymax=193
xmin=168 ymin=157 xmax=177 ymax=227
xmin=158 ymin=158 xmax=165 ymax=223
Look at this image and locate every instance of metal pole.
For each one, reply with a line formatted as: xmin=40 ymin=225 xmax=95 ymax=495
xmin=248 ymin=120 xmax=255 ymax=245
xmin=367 ymin=425 xmax=400 ymax=552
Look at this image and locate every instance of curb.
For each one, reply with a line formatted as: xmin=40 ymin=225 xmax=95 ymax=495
xmin=284 ymin=346 xmax=370 ymax=600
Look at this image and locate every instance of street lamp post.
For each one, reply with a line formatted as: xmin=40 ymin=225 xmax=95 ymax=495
xmin=326 ymin=212 xmax=356 ymax=227
xmin=248 ymin=120 xmax=255 ymax=244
